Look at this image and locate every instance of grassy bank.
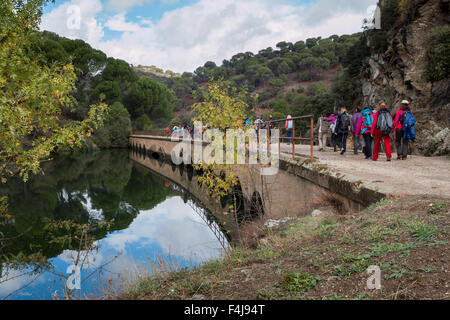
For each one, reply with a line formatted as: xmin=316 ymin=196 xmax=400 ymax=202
xmin=121 ymin=196 xmax=449 ymax=300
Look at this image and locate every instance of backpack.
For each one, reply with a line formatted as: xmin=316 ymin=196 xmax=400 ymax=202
xmin=338 ymin=113 xmax=350 ymax=133
xmin=377 ymin=109 xmax=393 ymax=135
xmin=403 ymin=111 xmax=416 ymax=141
xmin=286 ymin=120 xmax=293 ymax=130
xmin=361 ymin=109 xmax=373 ymax=133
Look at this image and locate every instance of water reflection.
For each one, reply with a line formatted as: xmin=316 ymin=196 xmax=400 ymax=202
xmin=0 ymin=150 xmax=229 ymax=300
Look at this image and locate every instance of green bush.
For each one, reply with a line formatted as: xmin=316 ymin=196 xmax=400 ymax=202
xmin=307 ymin=83 xmax=328 ymax=96
xmin=424 ymin=25 xmax=450 ymax=82
xmin=298 ymin=71 xmax=311 ymax=82
xmin=93 ymin=102 xmax=132 ymax=149
xmin=134 ymin=114 xmax=154 ymax=131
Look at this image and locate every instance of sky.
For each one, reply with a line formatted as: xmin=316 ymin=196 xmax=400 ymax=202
xmin=40 ymin=0 xmax=378 ymax=73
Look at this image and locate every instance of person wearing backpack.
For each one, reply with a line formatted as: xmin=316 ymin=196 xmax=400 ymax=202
xmin=401 ymin=101 xmax=416 ymax=160
xmin=315 ymin=113 xmax=331 ymax=152
xmin=394 ymin=100 xmax=411 ymax=160
xmin=355 ymin=107 xmax=374 ymax=159
xmin=334 ymin=108 xmax=351 ymax=156
xmin=371 ymin=102 xmax=393 ymax=161
xmin=285 ymin=115 xmax=294 ymax=144
xmin=351 ymin=107 xmax=363 ymax=155
xmin=328 ymin=113 xmax=339 ymax=152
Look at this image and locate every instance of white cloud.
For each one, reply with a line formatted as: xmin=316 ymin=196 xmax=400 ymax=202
xmin=105 ymin=0 xmax=151 ymax=12
xmin=105 ymin=13 xmax=142 ymax=32
xmin=41 ymin=0 xmax=378 ymax=72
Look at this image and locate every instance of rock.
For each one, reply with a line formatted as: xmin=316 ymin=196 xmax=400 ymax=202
xmin=241 ymin=269 xmax=254 ymax=283
xmin=311 ymin=209 xmax=323 ymax=218
xmin=419 ymin=122 xmax=450 ymax=156
xmin=327 ymin=276 xmax=340 ymax=282
xmin=191 ymin=294 xmax=205 ymax=300
xmin=264 ymin=218 xmax=294 ymax=229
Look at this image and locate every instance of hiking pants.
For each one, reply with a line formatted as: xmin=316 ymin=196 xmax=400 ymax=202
xmin=340 ymin=132 xmax=349 ymax=153
xmin=362 ymin=133 xmax=373 ymax=158
xmin=373 ymin=129 xmax=392 ymax=161
xmin=395 ymin=129 xmax=409 ymax=158
xmin=331 ymin=133 xmax=338 ymax=148
xmin=286 ymin=129 xmax=293 ymax=144
xmin=353 ymin=134 xmax=363 ymax=153
xmin=319 ymin=132 xmax=328 ymax=150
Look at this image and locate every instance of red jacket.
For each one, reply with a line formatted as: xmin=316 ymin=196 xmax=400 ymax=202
xmin=393 ymin=110 xmax=404 ymax=130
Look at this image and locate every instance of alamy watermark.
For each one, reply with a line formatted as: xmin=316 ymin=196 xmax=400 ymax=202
xmin=66 ymin=5 xmax=81 ymax=30
xmin=365 ymin=5 xmax=382 ymax=30
xmin=66 ymin=264 xmax=81 ymax=290
xmin=367 ymin=265 xmax=382 ymax=290
xmin=171 ymin=121 xmax=280 ymax=176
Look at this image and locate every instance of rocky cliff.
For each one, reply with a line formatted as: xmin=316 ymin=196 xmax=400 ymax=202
xmin=361 ymin=0 xmax=449 ymax=156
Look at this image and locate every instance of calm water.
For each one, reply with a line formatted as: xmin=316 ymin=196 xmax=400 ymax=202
xmin=0 ymin=151 xmax=229 ymax=300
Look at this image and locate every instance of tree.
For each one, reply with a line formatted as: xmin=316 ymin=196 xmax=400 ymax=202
xmin=307 ymin=83 xmax=328 ymax=96
xmin=0 ymin=0 xmax=107 ymax=185
xmin=124 ymin=77 xmax=174 ymax=121
xmin=192 ymin=81 xmax=248 ymax=200
xmin=93 ymin=102 xmax=131 ymax=148
xmin=293 ymin=41 xmax=306 ymax=53
xmin=90 ymin=81 xmax=121 ymax=104
xmin=134 ymin=114 xmax=154 ymax=131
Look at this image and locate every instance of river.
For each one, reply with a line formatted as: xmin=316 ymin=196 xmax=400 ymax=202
xmin=0 ymin=150 xmax=230 ymax=300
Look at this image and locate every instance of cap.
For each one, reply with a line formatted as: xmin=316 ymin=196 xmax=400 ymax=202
xmin=401 ymin=100 xmax=410 ymax=105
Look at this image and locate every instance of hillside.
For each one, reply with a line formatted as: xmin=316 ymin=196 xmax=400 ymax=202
xmin=136 ymin=0 xmax=449 ymax=156
xmin=134 ymin=33 xmax=361 ymax=124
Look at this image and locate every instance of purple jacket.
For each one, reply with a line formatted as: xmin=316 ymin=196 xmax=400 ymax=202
xmin=351 ymin=113 xmax=362 ymax=133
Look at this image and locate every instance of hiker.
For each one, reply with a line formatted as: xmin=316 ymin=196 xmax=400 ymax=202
xmin=267 ymin=114 xmax=275 ymax=138
xmin=356 ymin=107 xmax=374 ymax=159
xmin=394 ymin=100 xmax=413 ymax=160
xmin=351 ymin=107 xmax=363 ymax=154
xmin=164 ymin=126 xmax=171 ymax=136
xmin=328 ymin=113 xmax=339 ymax=152
xmin=315 ymin=113 xmax=331 ymax=152
xmin=334 ymin=108 xmax=351 ymax=156
xmin=254 ymin=117 xmax=264 ymax=136
xmin=244 ymin=117 xmax=252 ymax=128
xmin=371 ymin=102 xmax=393 ymax=161
xmin=395 ymin=100 xmax=416 ymax=160
xmin=285 ymin=115 xmax=294 ymax=144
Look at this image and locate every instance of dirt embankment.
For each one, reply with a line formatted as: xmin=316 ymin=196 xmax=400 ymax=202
xmin=121 ymin=196 xmax=449 ymax=300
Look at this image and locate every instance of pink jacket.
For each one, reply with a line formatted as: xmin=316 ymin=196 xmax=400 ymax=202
xmin=327 ymin=114 xmax=338 ymax=124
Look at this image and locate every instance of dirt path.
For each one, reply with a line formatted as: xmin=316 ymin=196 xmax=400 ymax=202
xmin=280 ymin=144 xmax=450 ymax=199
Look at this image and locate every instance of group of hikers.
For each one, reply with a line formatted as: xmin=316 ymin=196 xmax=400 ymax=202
xmin=163 ymin=100 xmax=416 ymax=162
xmin=315 ymin=100 xmax=416 ymax=161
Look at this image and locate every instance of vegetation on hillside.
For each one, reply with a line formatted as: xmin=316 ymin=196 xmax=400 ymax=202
xmin=139 ymin=33 xmax=364 ymax=127
xmin=32 ymin=31 xmax=176 ymax=130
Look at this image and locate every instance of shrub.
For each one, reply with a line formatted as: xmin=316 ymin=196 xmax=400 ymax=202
xmin=298 ymin=71 xmax=312 ymax=82
xmin=93 ymin=102 xmax=131 ymax=148
xmin=135 ymin=114 xmax=154 ymax=131
xmin=424 ymin=25 xmax=450 ymax=82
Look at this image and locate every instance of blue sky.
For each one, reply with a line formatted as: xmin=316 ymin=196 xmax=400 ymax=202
xmin=40 ymin=0 xmax=378 ymax=72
